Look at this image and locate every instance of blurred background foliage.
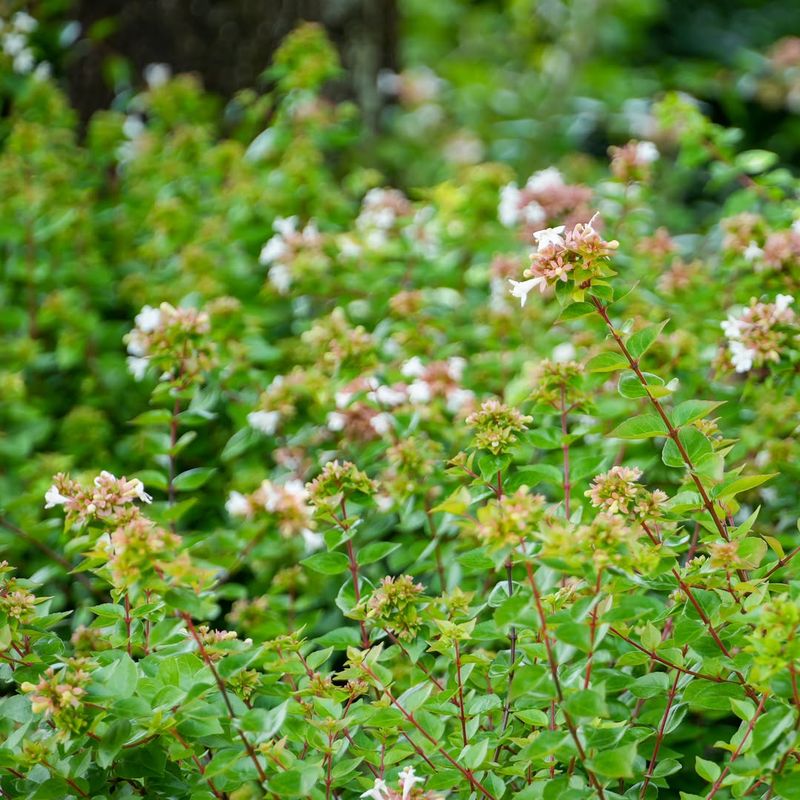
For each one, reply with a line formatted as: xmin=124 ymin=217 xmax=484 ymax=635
xmin=2 ymin=0 xmax=800 ymax=605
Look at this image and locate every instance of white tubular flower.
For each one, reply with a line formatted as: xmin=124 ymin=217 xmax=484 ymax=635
xmin=552 ymin=342 xmax=576 ymax=362
xmin=360 ymin=778 xmax=389 ymax=800
xmin=371 ymin=384 xmax=406 ymax=406
xmin=273 ymin=216 xmax=298 ymax=238
xmin=13 ymin=12 xmax=37 ymax=33
xmin=131 ymin=480 xmax=153 ymax=504
xmin=327 ymin=411 xmax=347 ymax=432
xmin=268 ymin=264 xmax=292 ymax=294
xmin=247 ymin=410 xmax=280 ymax=436
xmin=407 ymin=380 xmax=432 ymax=405
xmin=743 ymin=241 xmax=763 ymax=263
xmin=398 ymin=766 xmax=424 ymax=800
xmin=44 ymin=485 xmax=69 ymax=509
xmin=301 ymin=528 xmax=324 ymax=551
xmin=775 ymin=293 xmax=795 ymax=313
xmin=498 ymin=183 xmax=521 ymax=227
xmin=526 ymin=166 xmax=564 ymax=193
xmin=369 ymin=412 xmax=393 ymax=435
xmin=446 ymin=387 xmax=473 ymax=413
xmin=401 ymin=356 xmax=426 ymax=378
xmin=135 ymin=304 xmax=162 ymax=333
xmin=127 ymin=356 xmax=150 ymax=381
xmin=144 ymin=62 xmax=171 ymax=89
xmin=225 ymin=491 xmax=251 ymax=518
xmin=533 ymin=225 xmax=566 ymax=251
xmin=729 ymin=341 xmax=755 ymax=373
xmin=259 ymin=236 xmax=288 ymax=265
xmin=508 ymin=277 xmax=546 ymax=307
xmin=635 ymin=140 xmax=659 ymax=164
xmin=522 ymin=200 xmax=547 ymax=227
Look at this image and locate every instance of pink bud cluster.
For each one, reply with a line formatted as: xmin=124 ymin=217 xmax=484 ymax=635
xmin=586 ymin=466 xmax=667 ymax=520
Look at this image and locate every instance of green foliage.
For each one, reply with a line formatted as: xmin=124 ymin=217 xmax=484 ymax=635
xmin=1 ymin=9 xmax=800 ymax=800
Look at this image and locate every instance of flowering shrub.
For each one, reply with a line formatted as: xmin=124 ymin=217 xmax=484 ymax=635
xmin=2 ymin=12 xmax=800 ymax=800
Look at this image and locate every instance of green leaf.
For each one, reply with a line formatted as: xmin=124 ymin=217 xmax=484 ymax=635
xmin=662 ymin=428 xmax=712 ymax=469
xmin=558 ymin=301 xmax=595 ymax=321
xmin=738 ymin=538 xmax=767 ymax=569
xmin=587 ymin=742 xmax=637 ymax=778
xmin=459 ymin=738 xmax=489 ymax=769
xmin=358 ymin=541 xmax=401 ymax=565
xmin=301 ymin=552 xmax=350 ymax=575
xmin=627 ymin=320 xmax=668 ymax=360
xmin=711 ymin=473 xmax=775 ymax=500
xmin=221 ymin=426 xmax=259 ymax=461
xmin=609 ymin=414 xmax=668 ymax=439
xmin=734 ymin=149 xmax=778 ymax=174
xmin=132 ymin=470 xmax=168 ymax=492
xmin=618 ymin=371 xmax=666 ymax=399
xmin=554 ymin=621 xmax=591 ymax=652
xmin=397 ymin=681 xmax=433 ymax=713
xmin=695 ymin=756 xmax=721 ymax=783
xmin=267 ymin=767 xmax=322 ymax=796
xmin=129 ymin=409 xmax=173 ymax=426
xmin=517 ymin=464 xmax=564 ymax=485
xmin=630 ymin=672 xmax=670 ymax=698
xmin=97 ymin=719 xmax=132 ymax=769
xmin=563 ymin=689 xmax=608 ymax=718
xmin=586 ymin=351 xmax=629 ymax=373
xmin=172 ymin=467 xmax=216 ymax=492
xmin=672 ymin=399 xmax=725 ymax=428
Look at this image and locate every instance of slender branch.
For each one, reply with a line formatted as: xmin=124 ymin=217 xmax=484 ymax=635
xmin=609 ymin=627 xmax=733 ymax=683
xmin=560 ymin=384 xmax=571 ymax=516
xmin=521 ymin=559 xmax=606 ymax=798
xmin=494 ymin=559 xmax=518 ymax=761
xmin=590 ymin=299 xmax=736 ymax=554
xmin=0 ymin=515 xmax=94 ymax=590
xmin=454 ymin=639 xmax=469 ymax=747
xmin=640 ymin=667 xmax=681 ymax=798
xmin=181 ymin=613 xmax=268 ymax=788
xmin=360 ymin=663 xmax=498 ymax=800
xmin=705 ymin=693 xmax=768 ymax=800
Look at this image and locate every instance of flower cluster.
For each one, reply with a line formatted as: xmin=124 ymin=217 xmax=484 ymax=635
xmin=44 ymin=470 xmax=152 ymax=525
xmin=498 ymin=167 xmax=592 ymax=232
xmin=608 ymin=139 xmax=659 ymax=182
xmin=529 ymin=358 xmax=587 ymax=410
xmin=124 ymin=302 xmax=214 ymax=383
xmin=509 ymin=215 xmax=619 ymax=305
xmin=364 ymin=575 xmax=426 ymax=641
xmin=306 ymin=460 xmax=378 ymax=512
xmin=361 ymin=766 xmax=438 ymax=800
xmin=44 ymin=471 xmax=206 ymax=593
xmin=1 ymin=11 xmax=46 ymax=76
xmin=259 ymin=215 xmax=324 ymax=294
xmin=356 ymin=188 xmax=413 ymax=250
xmin=586 ymin=466 xmax=667 ymax=520
xmin=722 ymin=214 xmax=800 ymax=272
xmin=226 ymin=478 xmax=322 ymax=550
xmin=21 ymin=659 xmax=93 ymax=734
xmin=468 ymin=487 xmax=545 ymax=549
xmin=720 ymin=293 xmax=797 ymax=372
xmin=465 ymin=398 xmax=532 ymax=454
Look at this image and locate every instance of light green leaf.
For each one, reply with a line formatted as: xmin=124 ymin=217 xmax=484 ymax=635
xmin=609 ymin=414 xmax=668 ymax=439
xmin=586 ymin=352 xmax=628 ymax=373
xmin=627 ymin=320 xmax=668 ymax=360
